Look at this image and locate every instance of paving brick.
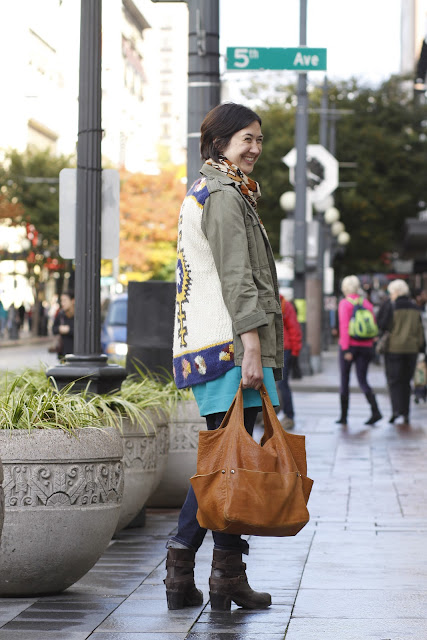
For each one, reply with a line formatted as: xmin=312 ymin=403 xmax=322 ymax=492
xmin=1 ymin=350 xmax=427 ymax=639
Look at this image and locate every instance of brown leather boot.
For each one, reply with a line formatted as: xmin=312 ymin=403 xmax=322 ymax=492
xmin=164 ymin=548 xmax=203 ymax=610
xmin=209 ymin=549 xmax=271 ymax=610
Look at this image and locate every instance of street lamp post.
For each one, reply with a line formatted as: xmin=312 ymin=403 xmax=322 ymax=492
xmin=47 ymin=0 xmax=126 ymax=393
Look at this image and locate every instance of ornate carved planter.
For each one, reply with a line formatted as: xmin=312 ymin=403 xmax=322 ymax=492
xmin=0 ymin=458 xmax=4 ymax=544
xmin=115 ymin=410 xmax=169 ymax=533
xmin=0 ymin=427 xmax=124 ymax=596
xmin=147 ymin=400 xmax=205 ymax=508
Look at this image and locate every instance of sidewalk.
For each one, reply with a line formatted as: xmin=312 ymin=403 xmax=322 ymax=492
xmin=1 ymin=369 xmax=427 ymax=639
xmin=290 ymin=347 xmax=388 ymax=394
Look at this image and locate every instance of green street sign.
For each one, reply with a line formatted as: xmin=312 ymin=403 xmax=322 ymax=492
xmin=226 ymin=47 xmax=327 ymax=72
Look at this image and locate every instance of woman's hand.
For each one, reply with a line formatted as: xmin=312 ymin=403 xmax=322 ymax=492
xmin=59 ymin=325 xmax=70 ymax=335
xmin=241 ymin=329 xmax=263 ymax=390
xmin=344 ymin=351 xmax=353 ymax=361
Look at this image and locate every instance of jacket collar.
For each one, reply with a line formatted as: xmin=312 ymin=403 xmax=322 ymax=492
xmin=200 ymin=162 xmax=236 ymax=186
xmin=199 ymin=162 xmax=262 ymax=223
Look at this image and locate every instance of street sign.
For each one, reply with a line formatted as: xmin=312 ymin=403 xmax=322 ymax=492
xmin=59 ymin=169 xmax=120 ymax=259
xmin=226 ymin=47 xmax=327 ymax=71
xmin=282 ymin=144 xmax=339 ymax=203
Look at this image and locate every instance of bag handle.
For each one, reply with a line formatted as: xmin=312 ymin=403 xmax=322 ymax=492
xmin=216 ymin=378 xmax=245 ymax=430
xmin=220 ymin=381 xmax=281 ymax=443
xmin=258 ymin=383 xmax=282 ymax=444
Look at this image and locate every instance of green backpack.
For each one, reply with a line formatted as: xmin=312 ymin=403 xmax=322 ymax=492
xmin=347 ymin=297 xmax=378 ymax=340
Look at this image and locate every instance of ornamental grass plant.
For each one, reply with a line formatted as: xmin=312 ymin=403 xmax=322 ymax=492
xmin=0 ymin=375 xmax=120 ymax=433
xmin=0 ymin=364 xmax=192 ymax=433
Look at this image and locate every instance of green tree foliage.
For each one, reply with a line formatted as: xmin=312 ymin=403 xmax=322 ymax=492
xmin=0 ymin=147 xmax=74 ymax=257
xmin=247 ymin=75 xmax=427 ymax=275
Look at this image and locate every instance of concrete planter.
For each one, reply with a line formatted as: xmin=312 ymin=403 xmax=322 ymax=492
xmin=147 ymin=400 xmax=205 ymax=508
xmin=0 ymin=427 xmax=124 ymax=597
xmin=0 ymin=458 xmax=4 ymax=544
xmin=115 ymin=409 xmax=169 ymax=533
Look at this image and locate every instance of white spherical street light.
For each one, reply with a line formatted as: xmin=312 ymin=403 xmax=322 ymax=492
xmin=313 ymin=194 xmax=334 ymax=214
xmin=331 ymin=220 xmax=345 ymax=236
xmin=279 ymin=191 xmax=296 ymax=212
xmin=337 ymin=231 xmax=351 ymax=245
xmin=324 ymin=206 xmax=340 ymax=225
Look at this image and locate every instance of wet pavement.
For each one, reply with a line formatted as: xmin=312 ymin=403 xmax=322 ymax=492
xmin=1 ymin=352 xmax=427 ymax=639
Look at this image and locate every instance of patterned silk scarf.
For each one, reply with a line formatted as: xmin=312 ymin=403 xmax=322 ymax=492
xmin=205 ymin=155 xmax=261 ymax=211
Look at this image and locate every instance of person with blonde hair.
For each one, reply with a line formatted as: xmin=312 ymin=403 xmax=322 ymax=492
xmin=336 ymin=275 xmax=381 ymax=426
xmin=377 ymin=279 xmax=425 ymax=425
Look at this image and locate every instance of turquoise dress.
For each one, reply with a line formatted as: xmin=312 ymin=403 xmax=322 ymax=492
xmin=191 ymin=365 xmax=279 ymax=417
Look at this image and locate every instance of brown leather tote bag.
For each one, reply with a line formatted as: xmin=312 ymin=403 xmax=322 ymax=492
xmin=190 ymin=382 xmax=313 ymax=537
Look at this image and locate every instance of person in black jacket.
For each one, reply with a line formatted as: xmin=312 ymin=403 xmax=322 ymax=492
xmin=377 ymin=280 xmax=425 ymax=426
xmin=52 ymin=291 xmax=74 ymax=358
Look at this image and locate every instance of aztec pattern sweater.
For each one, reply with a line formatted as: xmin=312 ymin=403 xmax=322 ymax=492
xmin=173 ymin=176 xmax=235 ymax=389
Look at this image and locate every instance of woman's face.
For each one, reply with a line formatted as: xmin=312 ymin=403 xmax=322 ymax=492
xmin=221 ymin=120 xmax=263 ymax=175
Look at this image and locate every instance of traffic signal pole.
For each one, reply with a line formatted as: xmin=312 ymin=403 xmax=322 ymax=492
xmin=294 ymin=0 xmax=312 ymax=375
xmin=152 ymin=0 xmax=220 ymax=187
xmin=187 ymin=0 xmax=220 ymax=185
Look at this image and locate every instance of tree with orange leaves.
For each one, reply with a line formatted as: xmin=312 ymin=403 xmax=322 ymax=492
xmin=119 ymin=168 xmax=185 ymax=281
xmin=0 ymin=193 xmax=23 ymax=220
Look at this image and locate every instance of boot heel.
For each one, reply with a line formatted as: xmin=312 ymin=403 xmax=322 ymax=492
xmin=166 ymin=591 xmax=186 ymax=610
xmin=210 ymin=591 xmax=232 ymax=610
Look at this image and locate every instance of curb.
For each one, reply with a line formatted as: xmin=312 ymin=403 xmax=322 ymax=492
xmin=0 ymin=337 xmax=52 ymax=349
xmin=291 ymin=384 xmax=388 ymax=395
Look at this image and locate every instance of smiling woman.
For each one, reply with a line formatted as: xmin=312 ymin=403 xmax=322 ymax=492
xmin=166 ymin=102 xmax=284 ymax=612
xmin=219 ymin=121 xmax=263 ymax=175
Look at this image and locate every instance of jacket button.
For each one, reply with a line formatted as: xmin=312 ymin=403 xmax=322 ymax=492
xmin=221 ymin=469 xmax=225 ymax=474
xmin=230 ymin=469 xmax=235 ymax=474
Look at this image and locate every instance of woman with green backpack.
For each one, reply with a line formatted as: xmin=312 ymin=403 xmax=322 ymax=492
xmin=336 ymin=275 xmax=382 ymax=426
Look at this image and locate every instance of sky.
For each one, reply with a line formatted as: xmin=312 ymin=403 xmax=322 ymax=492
xmin=219 ymin=0 xmax=402 ymax=86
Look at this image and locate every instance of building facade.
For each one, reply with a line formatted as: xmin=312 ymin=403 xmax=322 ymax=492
xmin=0 ymin=0 xmax=188 ymax=173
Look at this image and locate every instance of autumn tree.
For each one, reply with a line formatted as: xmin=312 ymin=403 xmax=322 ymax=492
xmin=0 ymin=148 xmax=74 ymax=333
xmin=0 ymin=147 xmax=74 ymax=251
xmin=119 ymin=168 xmax=185 ymax=281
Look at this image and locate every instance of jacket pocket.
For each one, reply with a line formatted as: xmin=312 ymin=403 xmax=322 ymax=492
xmin=258 ymin=294 xmax=281 ymax=314
xmin=258 ymin=296 xmax=282 ymax=359
xmin=246 ymin=213 xmax=269 ymax=269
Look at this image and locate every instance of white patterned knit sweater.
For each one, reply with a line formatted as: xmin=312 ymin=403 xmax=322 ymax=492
xmin=173 ymin=176 xmax=235 ymax=389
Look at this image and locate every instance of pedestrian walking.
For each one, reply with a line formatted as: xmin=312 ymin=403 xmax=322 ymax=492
xmin=377 ymin=279 xmax=425 ymax=426
xmin=169 ymin=102 xmax=283 ymax=611
xmin=0 ymin=299 xmax=7 ymax=338
xmin=7 ymin=304 xmax=20 ymax=340
xmin=17 ymin=303 xmax=26 ymax=330
xmin=336 ymin=275 xmax=382 ymax=426
xmin=276 ymin=294 xmax=302 ymax=429
xmin=52 ymin=291 xmax=74 ymax=358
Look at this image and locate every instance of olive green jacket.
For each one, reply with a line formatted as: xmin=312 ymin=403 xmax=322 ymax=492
xmin=200 ymin=163 xmax=283 ymax=379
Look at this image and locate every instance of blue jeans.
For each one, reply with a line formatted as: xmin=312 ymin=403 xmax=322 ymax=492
xmin=169 ymin=406 xmax=259 ymax=555
xmin=276 ymin=349 xmax=294 ymax=419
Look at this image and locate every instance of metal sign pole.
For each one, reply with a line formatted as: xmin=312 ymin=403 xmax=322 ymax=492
xmin=294 ymin=0 xmax=312 ymax=375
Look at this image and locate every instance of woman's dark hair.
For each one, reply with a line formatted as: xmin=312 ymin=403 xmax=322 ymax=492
xmin=200 ymin=102 xmax=262 ymax=162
